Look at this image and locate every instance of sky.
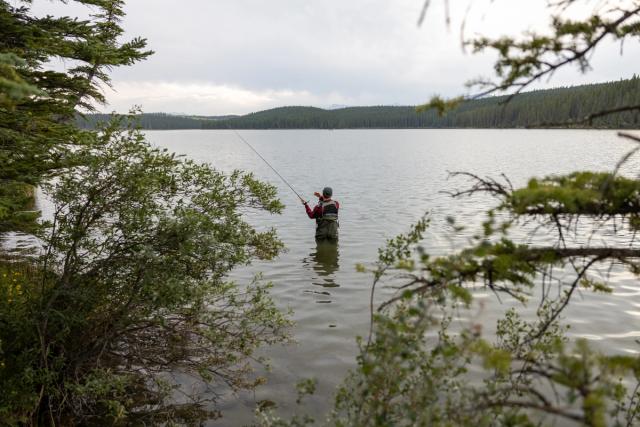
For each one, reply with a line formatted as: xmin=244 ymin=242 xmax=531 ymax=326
xmin=28 ymin=0 xmax=640 ymax=115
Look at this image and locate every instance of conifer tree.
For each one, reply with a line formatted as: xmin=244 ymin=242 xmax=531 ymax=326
xmin=0 ymin=0 xmax=151 ymax=232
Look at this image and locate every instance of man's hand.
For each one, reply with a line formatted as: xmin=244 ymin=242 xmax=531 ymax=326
xmin=314 ymin=191 xmax=322 ymax=198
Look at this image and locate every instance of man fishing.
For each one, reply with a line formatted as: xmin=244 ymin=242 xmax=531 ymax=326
xmin=303 ymin=187 xmax=339 ymax=241
xmin=229 ymin=131 xmax=339 ymax=240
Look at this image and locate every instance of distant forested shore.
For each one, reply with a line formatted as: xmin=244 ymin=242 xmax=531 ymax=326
xmin=80 ymin=77 xmax=640 ymax=130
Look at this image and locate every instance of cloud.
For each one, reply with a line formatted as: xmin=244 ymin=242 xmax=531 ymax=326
xmin=29 ymin=0 xmax=640 ymax=115
xmin=101 ymin=81 xmax=358 ymax=115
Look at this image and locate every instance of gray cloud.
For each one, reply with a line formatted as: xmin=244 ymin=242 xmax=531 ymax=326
xmin=30 ymin=0 xmax=640 ymax=115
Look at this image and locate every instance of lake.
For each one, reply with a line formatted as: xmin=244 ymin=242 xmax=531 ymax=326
xmin=144 ymin=129 xmax=640 ymax=425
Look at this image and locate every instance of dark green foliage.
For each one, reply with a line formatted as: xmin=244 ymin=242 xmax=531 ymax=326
xmin=0 ymin=53 xmax=41 ymax=108
xmin=0 ymin=182 xmax=38 ymax=232
xmin=0 ymin=0 xmax=152 ymax=233
xmin=81 ymin=77 xmax=640 ymax=130
xmin=510 ymin=172 xmax=640 ymax=221
xmin=78 ymin=112 xmax=240 ymax=130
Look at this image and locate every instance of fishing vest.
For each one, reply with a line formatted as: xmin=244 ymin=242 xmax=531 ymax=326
xmin=318 ymin=200 xmax=339 ymax=222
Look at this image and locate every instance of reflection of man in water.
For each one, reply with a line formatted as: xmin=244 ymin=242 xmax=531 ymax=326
xmin=310 ymin=240 xmax=340 ymax=288
xmin=302 ymin=186 xmax=339 ymax=241
xmin=313 ymin=241 xmax=339 ymax=275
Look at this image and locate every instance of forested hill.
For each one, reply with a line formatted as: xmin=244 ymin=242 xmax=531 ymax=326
xmin=79 ymin=77 xmax=640 ymax=129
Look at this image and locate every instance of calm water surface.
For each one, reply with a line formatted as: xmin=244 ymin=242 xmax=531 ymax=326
xmin=145 ymin=129 xmax=640 ymax=425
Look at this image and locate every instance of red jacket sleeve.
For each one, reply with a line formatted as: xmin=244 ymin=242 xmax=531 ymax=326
xmin=304 ymin=202 xmax=323 ymax=219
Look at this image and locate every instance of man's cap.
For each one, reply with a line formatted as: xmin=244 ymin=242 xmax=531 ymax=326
xmin=322 ymin=187 xmax=333 ymax=197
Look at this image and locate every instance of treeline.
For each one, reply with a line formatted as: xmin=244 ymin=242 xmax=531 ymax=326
xmin=77 ymin=112 xmax=238 ymax=130
xmin=79 ymin=76 xmax=640 ymax=129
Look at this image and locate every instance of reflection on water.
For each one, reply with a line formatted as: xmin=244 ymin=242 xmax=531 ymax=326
xmin=303 ymin=241 xmax=340 ymax=303
xmin=312 ymin=241 xmax=339 ymax=284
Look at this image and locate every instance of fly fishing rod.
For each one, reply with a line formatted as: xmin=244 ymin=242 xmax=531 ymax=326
xmin=231 ymin=129 xmax=307 ymax=203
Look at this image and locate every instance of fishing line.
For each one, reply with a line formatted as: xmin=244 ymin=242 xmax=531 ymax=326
xmin=230 ymin=129 xmax=306 ymax=202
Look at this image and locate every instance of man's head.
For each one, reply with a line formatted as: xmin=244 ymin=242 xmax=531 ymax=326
xmin=322 ymin=187 xmax=333 ymax=198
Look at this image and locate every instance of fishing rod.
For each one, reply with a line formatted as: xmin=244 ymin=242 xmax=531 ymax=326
xmin=230 ymin=129 xmax=307 ymax=203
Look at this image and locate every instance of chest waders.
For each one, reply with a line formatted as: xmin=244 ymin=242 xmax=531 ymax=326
xmin=316 ymin=200 xmax=339 ymax=241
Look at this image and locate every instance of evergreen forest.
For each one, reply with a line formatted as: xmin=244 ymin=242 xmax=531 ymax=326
xmin=79 ymin=77 xmax=640 ymax=130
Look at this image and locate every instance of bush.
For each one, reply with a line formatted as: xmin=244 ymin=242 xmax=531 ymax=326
xmin=0 ymin=117 xmax=291 ymax=425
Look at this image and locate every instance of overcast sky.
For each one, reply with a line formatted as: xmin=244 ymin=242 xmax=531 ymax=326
xmin=29 ymin=0 xmax=640 ymax=115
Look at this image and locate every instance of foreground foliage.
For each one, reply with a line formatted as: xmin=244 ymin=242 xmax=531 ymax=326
xmin=330 ymin=206 xmax=640 ymax=426
xmin=0 ymin=118 xmax=291 ymax=424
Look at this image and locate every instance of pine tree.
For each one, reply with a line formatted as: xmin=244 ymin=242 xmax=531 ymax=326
xmin=0 ymin=0 xmax=152 ymax=232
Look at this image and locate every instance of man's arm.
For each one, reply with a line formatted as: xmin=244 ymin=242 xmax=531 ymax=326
xmin=304 ymin=202 xmax=321 ymax=219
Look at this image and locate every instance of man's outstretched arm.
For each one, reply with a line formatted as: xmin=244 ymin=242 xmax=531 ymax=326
xmin=303 ymin=201 xmax=321 ymax=219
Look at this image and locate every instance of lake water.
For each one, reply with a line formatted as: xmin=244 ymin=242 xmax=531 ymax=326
xmin=144 ymin=129 xmax=640 ymax=425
